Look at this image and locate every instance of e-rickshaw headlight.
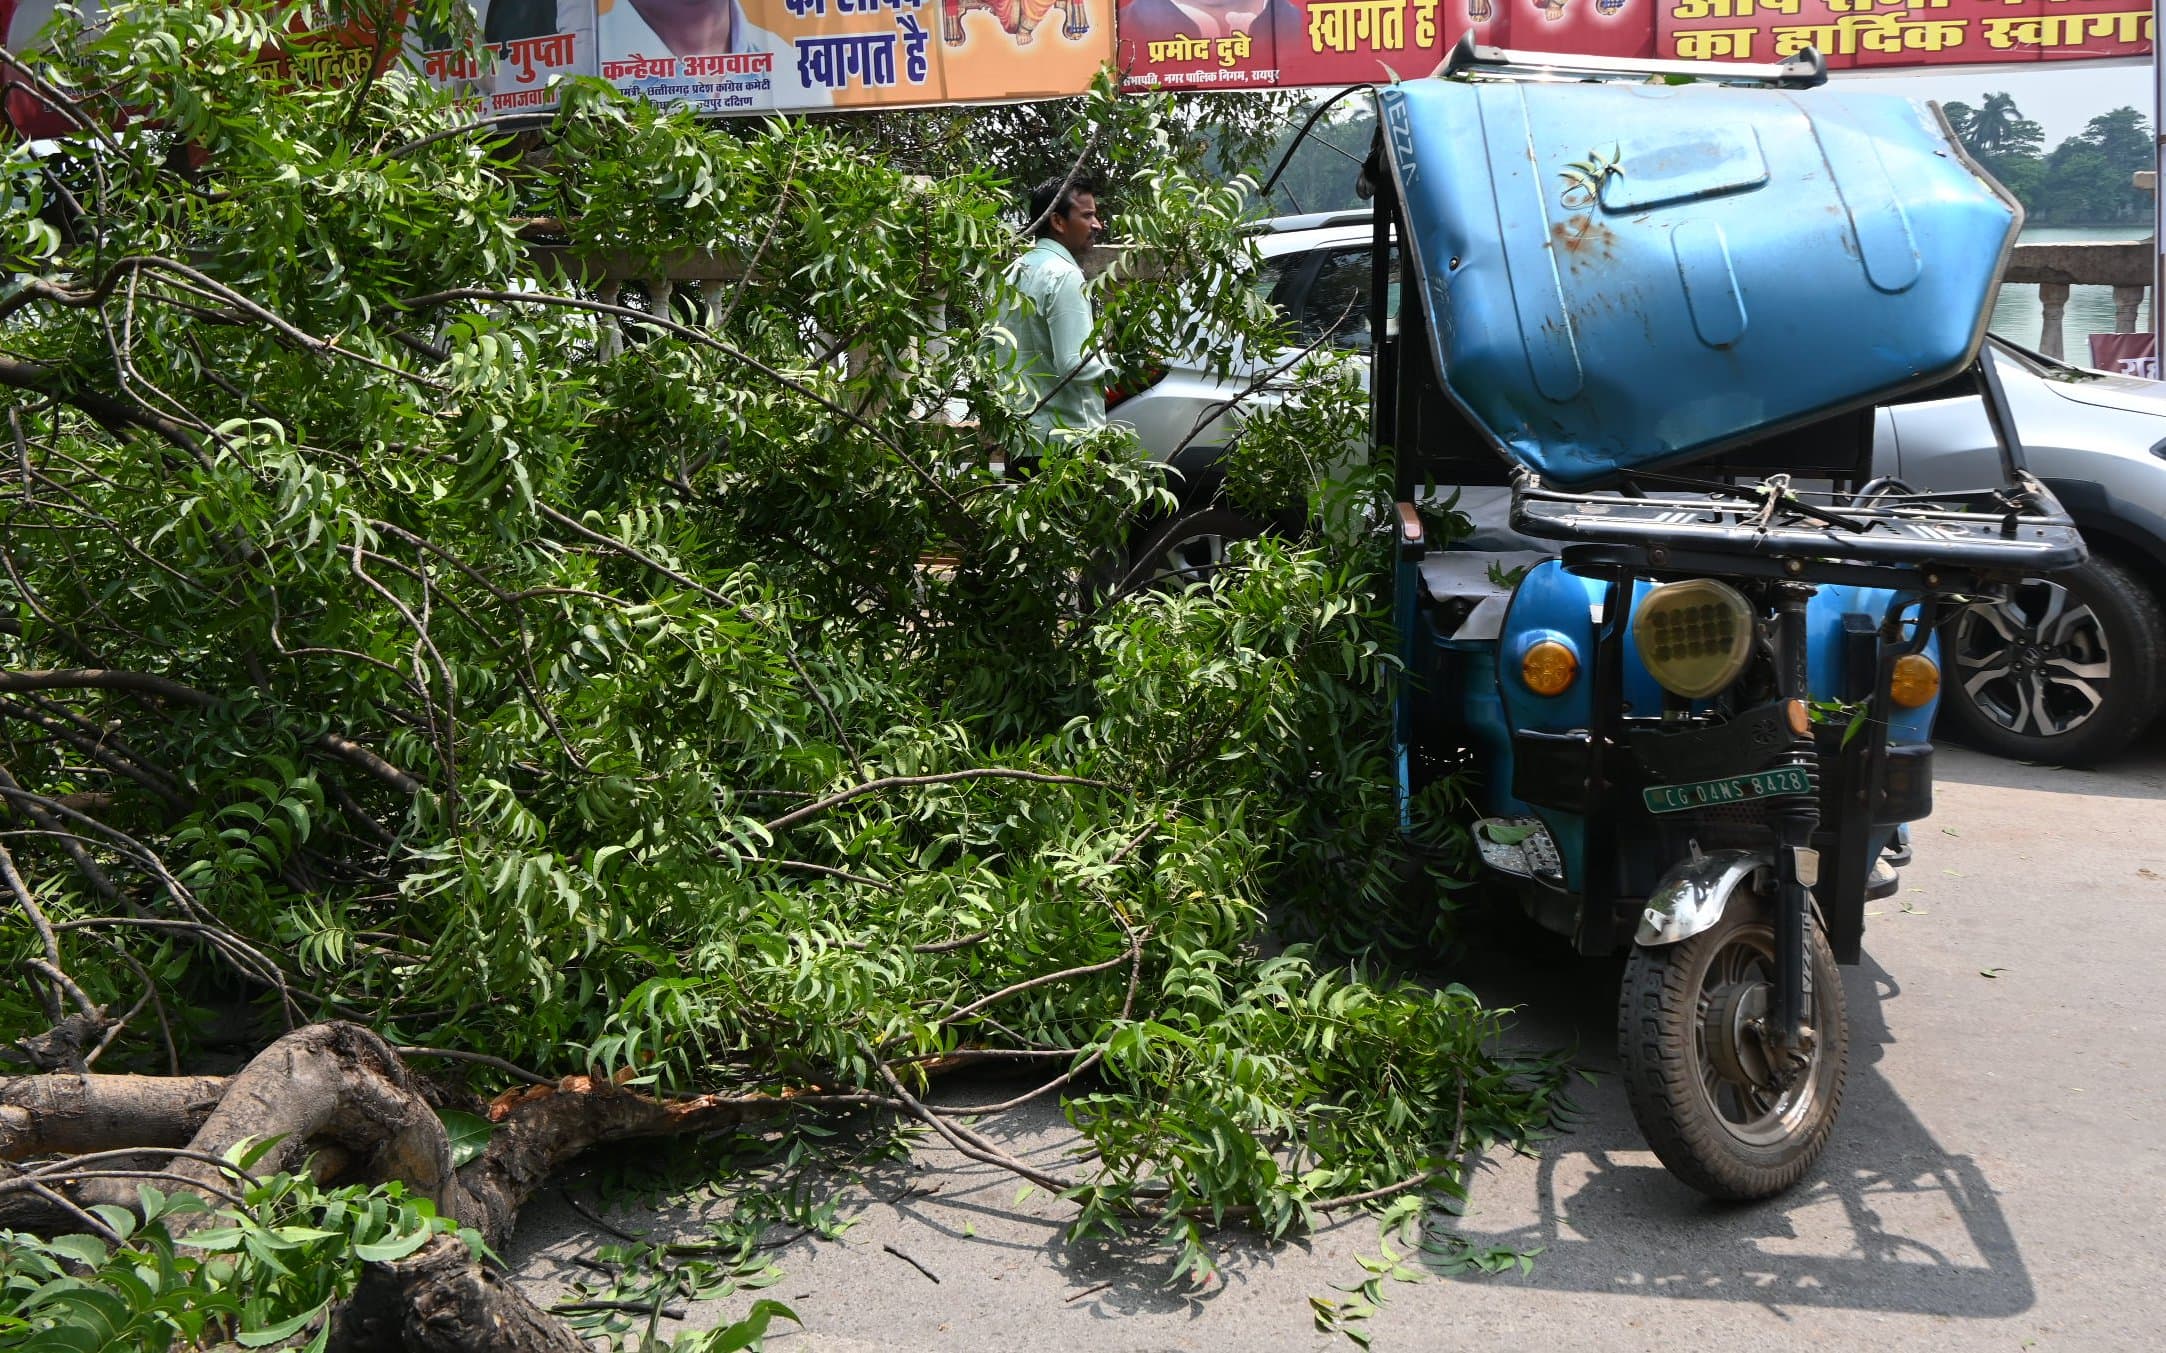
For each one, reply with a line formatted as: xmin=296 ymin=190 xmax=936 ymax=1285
xmin=1633 ymin=579 xmax=1755 ymax=699
xmin=1889 ymin=653 xmax=1941 ymax=708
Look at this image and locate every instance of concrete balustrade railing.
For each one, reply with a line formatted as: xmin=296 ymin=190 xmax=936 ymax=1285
xmin=2002 ymin=239 xmax=2152 ymax=362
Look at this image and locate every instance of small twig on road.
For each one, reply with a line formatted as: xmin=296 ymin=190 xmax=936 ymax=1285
xmin=882 ymin=1241 xmax=941 ymax=1284
xmin=562 ymin=1191 xmax=644 ymax=1244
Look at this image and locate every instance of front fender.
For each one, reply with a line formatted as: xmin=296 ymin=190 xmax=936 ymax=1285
xmin=1636 ymin=849 xmax=1770 ymax=946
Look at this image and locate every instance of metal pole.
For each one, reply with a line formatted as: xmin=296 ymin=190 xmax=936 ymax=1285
xmin=2154 ymin=0 xmax=2164 ymax=367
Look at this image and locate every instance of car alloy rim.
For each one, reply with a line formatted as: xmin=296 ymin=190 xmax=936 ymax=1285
xmin=1692 ymin=930 xmax=1823 ymax=1148
xmin=1153 ymin=529 xmax=1234 ymax=586
xmin=1951 ymin=579 xmax=2111 ymax=738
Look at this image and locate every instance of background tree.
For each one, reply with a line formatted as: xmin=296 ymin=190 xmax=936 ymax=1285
xmin=1970 ymin=90 xmax=2027 ymax=155
xmin=1939 ymin=93 xmax=2155 ymax=227
xmin=2036 ymin=105 xmax=2152 ymax=225
xmin=1944 ymin=90 xmax=2049 ymax=210
xmin=1940 ymin=98 xmax=1977 ymax=143
xmin=0 ymin=2 xmax=1556 ymax=1348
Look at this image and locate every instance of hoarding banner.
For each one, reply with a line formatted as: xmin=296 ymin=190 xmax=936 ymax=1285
xmin=1 ymin=0 xmax=2150 ymax=126
xmin=1113 ymin=0 xmax=2151 ymax=93
xmin=408 ymin=0 xmax=1116 ymax=115
xmin=2090 ymin=329 xmax=2157 ymax=376
xmin=0 ymin=0 xmax=1114 ymax=122
xmin=1659 ymin=0 xmax=2153 ymax=71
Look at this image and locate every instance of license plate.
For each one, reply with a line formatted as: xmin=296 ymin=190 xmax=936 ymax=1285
xmin=1642 ymin=766 xmax=1813 ymax=815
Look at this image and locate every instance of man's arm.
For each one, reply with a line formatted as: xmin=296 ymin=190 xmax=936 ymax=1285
xmin=1045 ymin=267 xmax=1110 ymax=388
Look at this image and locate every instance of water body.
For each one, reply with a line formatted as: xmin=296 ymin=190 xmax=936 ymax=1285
xmin=1990 ymin=223 xmax=2153 ymax=360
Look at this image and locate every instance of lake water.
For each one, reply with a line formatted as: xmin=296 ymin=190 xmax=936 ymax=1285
xmin=1990 ymin=223 xmax=2153 ymax=357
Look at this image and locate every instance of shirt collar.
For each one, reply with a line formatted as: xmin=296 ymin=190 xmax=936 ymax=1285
xmin=1030 ymin=236 xmax=1081 ymax=267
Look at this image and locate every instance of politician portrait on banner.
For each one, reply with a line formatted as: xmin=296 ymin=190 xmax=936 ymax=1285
xmin=411 ymin=1 xmax=593 ymax=115
xmin=1115 ymin=0 xmax=1291 ymax=90
xmin=599 ymin=0 xmax=819 ymax=113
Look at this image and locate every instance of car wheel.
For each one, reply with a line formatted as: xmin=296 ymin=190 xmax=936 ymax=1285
xmin=1939 ymin=555 xmax=2166 ymax=766
xmin=1119 ymin=507 xmax=1269 ymax=592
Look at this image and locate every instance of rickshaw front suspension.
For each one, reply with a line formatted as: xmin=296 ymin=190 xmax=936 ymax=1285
xmin=1766 ymin=582 xmax=1821 ymax=1055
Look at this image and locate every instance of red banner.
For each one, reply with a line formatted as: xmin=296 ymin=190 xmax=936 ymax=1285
xmin=2089 ymin=330 xmax=2158 ymax=376
xmin=1661 ymin=0 xmax=2152 ymax=71
xmin=1114 ymin=0 xmax=2151 ymax=92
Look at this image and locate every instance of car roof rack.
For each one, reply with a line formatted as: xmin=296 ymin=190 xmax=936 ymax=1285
xmin=1438 ymin=34 xmax=1827 ymax=89
xmin=1246 ymin=210 xmax=1375 ymax=236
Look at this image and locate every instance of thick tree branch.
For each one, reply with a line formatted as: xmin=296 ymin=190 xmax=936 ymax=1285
xmin=762 ymin=768 xmax=1108 ymax=835
xmin=0 ymin=668 xmax=421 ymax=794
xmin=0 ymin=1073 xmax=228 ymax=1159
xmin=0 ymin=355 xmax=207 ymax=462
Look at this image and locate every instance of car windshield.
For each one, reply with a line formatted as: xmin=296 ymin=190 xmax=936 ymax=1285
xmin=1260 ymin=243 xmax=1400 ymax=353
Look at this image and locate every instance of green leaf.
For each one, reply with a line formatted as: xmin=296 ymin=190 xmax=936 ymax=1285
xmin=229 ymin=1135 xmax=288 ymax=1170
xmin=237 ymin=1298 xmax=332 ymax=1346
xmin=1840 ymin=706 xmax=1869 ymax=747
xmin=353 ymin=1228 xmax=436 ymax=1264
xmin=700 ymin=1298 xmax=799 ymax=1353
xmin=45 ymin=1233 xmax=111 ymax=1268
xmin=437 ymin=1109 xmax=497 ymax=1169
xmin=182 ymin=1227 xmax=249 ymax=1252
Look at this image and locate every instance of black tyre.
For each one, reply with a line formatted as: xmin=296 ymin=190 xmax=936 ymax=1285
xmin=1618 ymin=892 xmax=1848 ymax=1201
xmin=1117 ymin=506 xmax=1269 ymax=592
xmin=1939 ymin=555 xmax=2166 ymax=766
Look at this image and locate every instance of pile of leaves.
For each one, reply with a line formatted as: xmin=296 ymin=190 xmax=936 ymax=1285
xmin=0 ymin=1 xmax=1560 ymax=1345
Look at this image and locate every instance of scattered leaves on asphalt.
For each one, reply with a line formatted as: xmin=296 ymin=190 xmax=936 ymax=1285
xmin=1980 ymin=968 xmax=2007 ymax=979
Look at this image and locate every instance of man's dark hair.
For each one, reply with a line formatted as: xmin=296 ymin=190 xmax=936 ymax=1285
xmin=1027 ymin=176 xmax=1098 ymax=238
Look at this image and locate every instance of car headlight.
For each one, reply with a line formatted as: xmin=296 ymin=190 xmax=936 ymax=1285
xmin=1633 ymin=579 xmax=1754 ymax=698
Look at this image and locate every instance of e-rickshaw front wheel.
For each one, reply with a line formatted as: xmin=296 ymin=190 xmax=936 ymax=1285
xmin=1618 ymin=893 xmax=1850 ymax=1200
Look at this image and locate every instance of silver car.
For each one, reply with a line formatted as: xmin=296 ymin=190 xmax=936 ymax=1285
xmin=1113 ymin=215 xmax=2166 ymax=765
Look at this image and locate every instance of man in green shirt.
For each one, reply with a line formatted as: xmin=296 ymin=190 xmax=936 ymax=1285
xmin=991 ymin=176 xmax=1111 ymax=443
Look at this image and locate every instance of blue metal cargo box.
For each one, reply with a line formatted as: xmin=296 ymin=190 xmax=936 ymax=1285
xmin=1377 ymin=76 xmax=2018 ymax=487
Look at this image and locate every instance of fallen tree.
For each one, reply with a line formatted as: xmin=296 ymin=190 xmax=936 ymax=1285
xmin=0 ymin=2 xmax=1561 ymax=1348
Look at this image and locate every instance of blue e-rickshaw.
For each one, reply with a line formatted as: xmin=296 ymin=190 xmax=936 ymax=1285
xmin=1372 ymin=42 xmax=2085 ymax=1197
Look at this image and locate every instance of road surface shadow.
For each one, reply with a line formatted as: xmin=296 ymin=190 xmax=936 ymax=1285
xmin=1932 ymin=723 xmax=2166 ymax=796
xmin=508 ymin=905 xmax=2036 ymax=1333
xmin=1424 ymin=906 xmax=2035 ymax=1318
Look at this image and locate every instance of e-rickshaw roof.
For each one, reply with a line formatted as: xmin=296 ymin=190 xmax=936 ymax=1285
xmin=1375 ymin=45 xmax=2021 ymax=488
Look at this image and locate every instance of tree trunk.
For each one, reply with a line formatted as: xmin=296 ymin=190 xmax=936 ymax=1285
xmin=326 ymin=1236 xmax=587 ymax=1353
xmin=2 ymin=1022 xmax=858 ymax=1350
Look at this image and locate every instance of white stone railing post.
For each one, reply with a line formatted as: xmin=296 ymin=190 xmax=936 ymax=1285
xmin=2037 ymin=281 xmax=2070 ymax=360
xmin=2004 ymin=239 xmax=2152 ymax=367
xmin=2114 ymin=283 xmax=2146 ymax=335
xmin=595 ymin=278 xmax=624 ymax=359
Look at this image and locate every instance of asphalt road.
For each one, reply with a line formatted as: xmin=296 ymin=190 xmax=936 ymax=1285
xmin=510 ymin=734 xmax=2166 ymax=1351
